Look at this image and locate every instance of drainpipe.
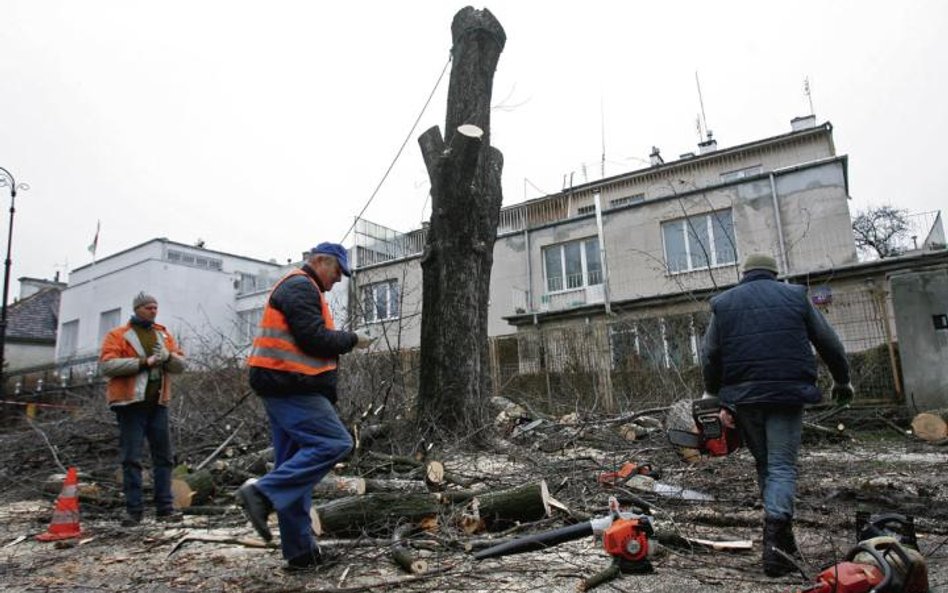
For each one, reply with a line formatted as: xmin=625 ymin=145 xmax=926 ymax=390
xmin=769 ymin=172 xmax=791 ymax=274
xmin=524 ymin=223 xmax=532 ymax=312
xmin=593 ymin=192 xmax=611 ymax=315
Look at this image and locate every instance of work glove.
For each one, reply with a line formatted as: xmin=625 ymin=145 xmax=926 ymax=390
xmin=355 ymin=332 xmax=376 ymax=350
xmin=153 ymin=339 xmax=171 ymax=363
xmin=831 ymin=382 xmax=854 ymax=405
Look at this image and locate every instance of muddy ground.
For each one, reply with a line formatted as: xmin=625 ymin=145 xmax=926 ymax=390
xmin=1 ymin=426 xmax=946 ymax=593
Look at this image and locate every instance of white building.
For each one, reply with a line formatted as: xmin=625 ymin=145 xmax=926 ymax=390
xmin=57 ymin=238 xmax=285 ymax=365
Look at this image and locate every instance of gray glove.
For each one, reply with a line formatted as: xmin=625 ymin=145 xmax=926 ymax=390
xmin=153 ymin=339 xmax=171 ymax=363
xmin=831 ymin=382 xmax=854 ymax=405
xmin=355 ymin=332 xmax=376 ymax=350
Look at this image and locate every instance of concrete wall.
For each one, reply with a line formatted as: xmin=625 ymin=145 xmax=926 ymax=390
xmin=5 ymin=342 xmax=56 ymax=371
xmin=891 ymin=267 xmax=948 ymax=412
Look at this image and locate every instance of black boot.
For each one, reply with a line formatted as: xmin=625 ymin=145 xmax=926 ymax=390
xmin=763 ymin=516 xmax=795 ymax=577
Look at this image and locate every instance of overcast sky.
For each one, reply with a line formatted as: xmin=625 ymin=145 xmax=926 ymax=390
xmin=1 ymin=1 xmax=946 ymax=290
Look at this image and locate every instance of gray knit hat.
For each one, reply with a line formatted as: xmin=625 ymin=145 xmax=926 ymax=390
xmin=742 ymin=253 xmax=778 ymax=274
xmin=132 ymin=291 xmax=157 ymax=309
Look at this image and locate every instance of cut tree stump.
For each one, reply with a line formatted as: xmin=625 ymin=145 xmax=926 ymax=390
xmin=911 ymin=409 xmax=948 ymax=442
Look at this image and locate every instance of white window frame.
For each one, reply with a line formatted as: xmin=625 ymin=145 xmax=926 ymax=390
xmin=542 ymin=237 xmax=603 ymax=294
xmin=59 ymin=319 xmax=79 ymax=358
xmin=661 ymin=209 xmax=737 ymax=274
xmin=237 ymin=308 xmax=263 ymax=344
xmin=98 ymin=308 xmax=122 ymax=344
xmin=362 ymin=279 xmax=400 ymax=324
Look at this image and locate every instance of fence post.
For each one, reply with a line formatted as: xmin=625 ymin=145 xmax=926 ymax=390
xmin=875 ymin=285 xmax=903 ymax=399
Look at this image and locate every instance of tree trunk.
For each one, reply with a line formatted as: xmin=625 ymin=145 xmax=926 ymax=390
xmin=911 ymin=409 xmax=948 ymax=442
xmin=171 ymin=469 xmax=215 ymax=508
xmin=416 ymin=7 xmax=506 ymax=436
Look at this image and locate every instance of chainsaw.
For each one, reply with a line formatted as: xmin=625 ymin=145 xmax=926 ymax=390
xmin=792 ymin=513 xmax=929 ymax=593
xmin=666 ymin=396 xmax=741 ymax=456
xmin=474 ymin=496 xmax=655 ymax=572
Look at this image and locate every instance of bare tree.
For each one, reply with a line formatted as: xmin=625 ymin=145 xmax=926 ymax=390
xmin=852 ymin=204 xmax=910 ymax=259
xmin=416 ymin=7 xmax=506 ymax=435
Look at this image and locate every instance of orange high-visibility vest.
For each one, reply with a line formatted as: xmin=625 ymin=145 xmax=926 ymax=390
xmin=247 ymin=269 xmax=337 ymax=375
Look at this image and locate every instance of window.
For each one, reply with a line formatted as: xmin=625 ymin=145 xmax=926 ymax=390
xmin=576 ymin=204 xmax=596 ymax=216
xmin=362 ymin=279 xmax=400 ymax=324
xmin=662 ymin=209 xmax=737 ymax=273
xmin=610 ymin=193 xmax=644 ymax=208
xmin=59 ymin=320 xmax=79 ymax=357
xmin=720 ymin=165 xmax=762 ymax=182
xmin=167 ymin=249 xmax=223 ymax=271
xmin=237 ymin=308 xmax=263 ymax=344
xmin=98 ymin=308 xmax=121 ymax=344
xmin=238 ymin=273 xmax=267 ymax=293
xmin=543 ymin=237 xmax=603 ymax=293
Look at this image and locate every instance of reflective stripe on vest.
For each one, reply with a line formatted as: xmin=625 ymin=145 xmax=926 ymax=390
xmin=247 ymin=269 xmax=337 ymax=375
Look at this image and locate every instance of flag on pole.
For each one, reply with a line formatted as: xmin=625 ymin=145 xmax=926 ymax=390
xmin=88 ymin=220 xmax=100 ymax=261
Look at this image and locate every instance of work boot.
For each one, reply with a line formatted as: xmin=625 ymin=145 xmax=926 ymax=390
xmin=236 ymin=479 xmax=273 ymax=542
xmin=284 ymin=546 xmax=327 ymax=573
xmin=763 ymin=516 xmax=795 ymax=577
xmin=777 ymin=518 xmax=798 ymax=557
xmin=120 ymin=511 xmax=143 ymax=527
xmin=156 ymin=509 xmax=184 ymax=523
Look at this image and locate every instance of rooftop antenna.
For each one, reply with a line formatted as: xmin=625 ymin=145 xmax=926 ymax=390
xmin=803 ymin=76 xmax=815 ymax=116
xmin=600 ymin=95 xmax=606 ymax=179
xmin=695 ymin=71 xmax=711 ymax=140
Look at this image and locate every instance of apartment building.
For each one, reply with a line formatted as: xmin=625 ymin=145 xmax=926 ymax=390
xmin=352 ymin=116 xmax=858 ymax=348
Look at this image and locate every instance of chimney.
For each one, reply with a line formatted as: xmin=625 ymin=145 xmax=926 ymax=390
xmin=791 ymin=115 xmax=817 ymax=131
xmin=649 ymin=147 xmax=664 ymax=167
xmin=698 ymin=130 xmax=718 ymax=154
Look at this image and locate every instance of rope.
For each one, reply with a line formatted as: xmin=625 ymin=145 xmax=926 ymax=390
xmin=339 ymin=53 xmax=452 ymax=245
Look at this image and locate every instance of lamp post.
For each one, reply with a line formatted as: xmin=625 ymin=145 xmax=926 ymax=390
xmin=0 ymin=167 xmax=30 ymax=396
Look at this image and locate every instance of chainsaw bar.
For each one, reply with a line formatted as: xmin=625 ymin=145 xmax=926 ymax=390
xmin=666 ymin=429 xmax=702 ymax=449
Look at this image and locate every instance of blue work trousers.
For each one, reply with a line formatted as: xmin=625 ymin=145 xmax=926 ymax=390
xmin=735 ymin=403 xmax=804 ymax=521
xmin=256 ymin=394 xmax=353 ymax=560
xmin=113 ymin=403 xmax=175 ymax=515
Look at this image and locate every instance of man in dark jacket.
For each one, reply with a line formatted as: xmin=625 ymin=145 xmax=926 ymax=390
xmin=237 ymin=242 xmax=372 ymax=571
xmin=701 ymin=253 xmax=853 ymax=576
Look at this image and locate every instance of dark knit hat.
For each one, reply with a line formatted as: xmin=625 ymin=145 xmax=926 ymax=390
xmin=132 ymin=292 xmax=157 ymax=309
xmin=742 ymin=253 xmax=779 ymax=274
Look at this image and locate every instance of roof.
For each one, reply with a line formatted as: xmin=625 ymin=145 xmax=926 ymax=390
xmin=6 ymin=287 xmax=61 ymax=343
xmin=71 ymin=237 xmax=283 ymax=275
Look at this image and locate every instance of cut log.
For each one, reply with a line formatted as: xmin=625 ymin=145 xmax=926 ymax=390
xmin=425 ymin=461 xmax=445 ymax=491
xmin=470 ymin=480 xmax=550 ymax=529
xmin=911 ymin=410 xmax=948 ymax=442
xmin=313 ymin=474 xmax=366 ymax=498
xmin=312 ymin=480 xmax=551 ymax=537
xmin=364 ymin=478 xmax=429 ymax=494
xmin=312 ymin=493 xmax=441 ymax=537
xmin=391 ymin=524 xmax=428 ymax=574
xmin=171 ymin=469 xmax=215 ymax=509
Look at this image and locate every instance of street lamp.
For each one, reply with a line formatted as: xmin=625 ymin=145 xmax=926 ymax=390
xmin=0 ymin=166 xmax=30 ymax=396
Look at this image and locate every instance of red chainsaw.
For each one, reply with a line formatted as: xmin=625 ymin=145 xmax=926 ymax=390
xmin=792 ymin=513 xmax=928 ymax=593
xmin=666 ymin=396 xmax=741 ymax=456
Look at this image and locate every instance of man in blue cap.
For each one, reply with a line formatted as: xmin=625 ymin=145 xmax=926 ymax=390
xmin=238 ymin=242 xmax=373 ymax=571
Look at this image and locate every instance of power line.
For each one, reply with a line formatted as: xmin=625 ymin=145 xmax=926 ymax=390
xmin=340 ymin=53 xmax=452 ymax=244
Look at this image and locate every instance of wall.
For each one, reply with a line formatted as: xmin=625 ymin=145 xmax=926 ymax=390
xmin=891 ymin=267 xmax=948 ymax=412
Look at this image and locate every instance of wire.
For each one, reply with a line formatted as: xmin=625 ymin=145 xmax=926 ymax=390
xmin=339 ymin=53 xmax=452 ymax=245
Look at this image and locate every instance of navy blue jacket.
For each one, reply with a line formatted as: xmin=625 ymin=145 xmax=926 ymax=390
xmin=701 ymin=271 xmax=850 ymax=406
xmin=249 ymin=264 xmax=358 ymax=403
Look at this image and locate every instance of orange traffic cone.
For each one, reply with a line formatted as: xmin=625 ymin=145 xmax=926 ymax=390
xmin=36 ymin=466 xmax=83 ymax=541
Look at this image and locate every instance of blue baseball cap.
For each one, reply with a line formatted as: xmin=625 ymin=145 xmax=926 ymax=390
xmin=311 ymin=242 xmax=351 ymax=277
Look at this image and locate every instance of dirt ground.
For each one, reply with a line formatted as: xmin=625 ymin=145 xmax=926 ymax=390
xmin=2 ymin=425 xmax=946 ymax=593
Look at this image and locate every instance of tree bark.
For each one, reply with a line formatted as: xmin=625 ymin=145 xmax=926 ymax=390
xmin=416 ymin=7 xmax=506 ymax=436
